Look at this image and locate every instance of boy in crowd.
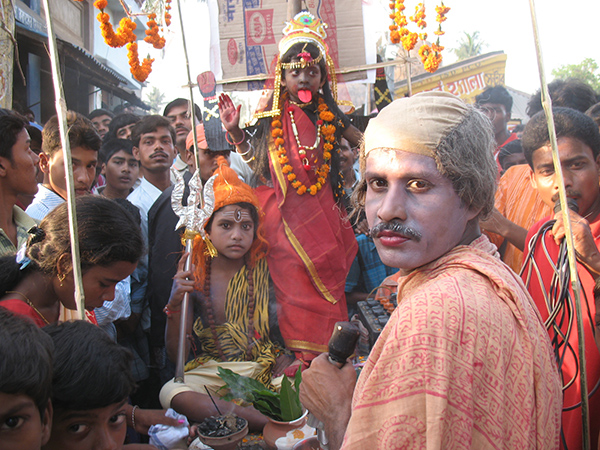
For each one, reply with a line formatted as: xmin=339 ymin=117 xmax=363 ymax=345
xmin=89 ymin=108 xmax=114 ymax=140
xmin=97 ymin=139 xmax=140 ymax=199
xmin=0 ymin=113 xmax=38 ymax=256
xmin=26 ymin=112 xmax=100 ymax=221
xmin=43 ymin=320 xmax=170 ymax=450
xmin=521 ymin=107 xmax=600 ymax=450
xmin=0 ymin=308 xmax=53 ymax=450
xmin=105 ymin=113 xmax=141 ymax=142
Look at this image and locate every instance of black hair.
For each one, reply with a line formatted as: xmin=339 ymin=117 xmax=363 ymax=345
xmin=498 ymin=139 xmax=524 ymax=169
xmin=88 ymin=108 xmax=114 ymax=120
xmin=112 ymin=198 xmax=141 ymax=227
xmin=25 ymin=125 xmax=43 ymax=154
xmin=43 ymin=320 xmax=135 ymax=411
xmin=130 ymin=115 xmax=176 ymax=148
xmin=0 ymin=196 xmax=144 ymax=296
xmin=0 ymin=308 xmax=54 ymax=417
xmin=99 ymin=138 xmax=136 ymax=165
xmin=475 ymin=85 xmax=513 ymax=117
xmin=527 ymin=78 xmax=599 ymax=118
xmin=585 ymin=102 xmax=600 ymax=127
xmin=163 ymin=98 xmax=202 ymax=123
xmin=522 ymin=107 xmax=600 ymax=167
xmin=43 ymin=111 xmax=101 ymax=156
xmin=104 ymin=113 xmax=141 ymax=142
xmin=0 ymin=113 xmax=28 ymax=160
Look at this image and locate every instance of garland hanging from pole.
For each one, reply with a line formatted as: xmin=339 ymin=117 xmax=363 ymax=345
xmin=389 ymin=1 xmax=450 ymax=73
xmin=72 ymin=0 xmax=172 ymax=82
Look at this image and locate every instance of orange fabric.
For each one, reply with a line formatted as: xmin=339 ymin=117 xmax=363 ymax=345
xmin=185 ymin=124 xmax=208 ymax=150
xmin=488 ymin=164 xmax=551 ymax=273
xmin=344 ymin=235 xmax=562 ymax=449
xmin=523 ymin=215 xmax=600 ymax=450
xmin=256 ymin=101 xmax=357 ymax=359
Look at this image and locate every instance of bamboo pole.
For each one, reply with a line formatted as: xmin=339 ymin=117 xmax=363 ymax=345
xmin=42 ymin=0 xmax=86 ymax=320
xmin=528 ymin=0 xmax=589 ymax=448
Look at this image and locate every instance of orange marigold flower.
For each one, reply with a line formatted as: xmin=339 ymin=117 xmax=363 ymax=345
xmin=318 ymin=177 xmax=326 ymax=184
xmin=282 ymin=165 xmax=293 ymax=174
xmin=94 ymin=0 xmax=108 ymax=9
xmin=401 ymin=31 xmax=418 ymax=51
xmin=275 ymin=138 xmax=285 ymax=147
xmin=272 ymin=119 xmax=282 ymax=128
xmin=309 ymin=186 xmax=318 ymax=195
xmin=271 ymin=128 xmax=283 ymax=138
xmin=323 ymin=151 xmax=331 ymax=159
xmin=297 ymin=186 xmax=307 ymax=195
xmin=287 ymin=173 xmax=297 ymax=181
xmin=279 ymin=156 xmax=289 ymax=164
xmin=292 ymin=181 xmax=302 ymax=189
xmin=317 ymin=103 xmax=328 ymax=112
xmin=390 ymin=30 xmax=400 ymax=44
xmin=319 ymin=111 xmax=335 ymax=122
xmin=323 ymin=144 xmax=333 ymax=151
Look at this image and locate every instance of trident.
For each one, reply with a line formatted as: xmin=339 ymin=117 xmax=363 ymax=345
xmin=171 ymin=169 xmax=216 ymax=382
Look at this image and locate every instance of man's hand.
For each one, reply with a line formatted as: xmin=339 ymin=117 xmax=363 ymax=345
xmin=299 ymin=353 xmax=356 ymax=450
xmin=552 ymin=209 xmax=600 ymax=278
xmin=480 ymin=207 xmax=527 ymax=251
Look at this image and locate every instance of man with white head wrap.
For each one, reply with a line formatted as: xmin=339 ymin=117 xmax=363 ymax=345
xmin=300 ymin=92 xmax=562 ymax=450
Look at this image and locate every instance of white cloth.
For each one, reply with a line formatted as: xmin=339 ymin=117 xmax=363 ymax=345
xmin=94 ymin=276 xmax=132 ymax=340
xmin=148 ymin=408 xmax=189 ymax=450
xmin=25 ymin=184 xmax=64 ymax=221
xmin=127 ymin=177 xmax=164 ymax=242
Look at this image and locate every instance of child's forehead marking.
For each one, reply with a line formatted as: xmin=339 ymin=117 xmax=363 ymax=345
xmin=219 ymin=208 xmax=252 ymax=223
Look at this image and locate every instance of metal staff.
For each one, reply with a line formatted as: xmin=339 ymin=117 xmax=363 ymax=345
xmin=176 ymin=0 xmax=201 ymax=171
xmin=42 ymin=0 xmax=86 ymax=320
xmin=528 ymin=0 xmax=589 ymax=448
xmin=171 ymin=171 xmax=216 ymax=382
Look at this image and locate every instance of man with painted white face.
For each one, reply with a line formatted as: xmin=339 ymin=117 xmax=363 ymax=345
xmin=299 ymin=92 xmax=562 ymax=449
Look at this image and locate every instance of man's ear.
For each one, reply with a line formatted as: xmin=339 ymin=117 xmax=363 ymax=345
xmin=101 ymin=162 xmax=107 ymax=176
xmin=0 ymin=156 xmax=9 ymax=177
xmin=528 ymin=166 xmax=537 ymax=190
xmin=133 ymin=146 xmax=140 ymax=160
xmin=40 ymin=399 xmax=53 ymax=446
xmin=39 ymin=152 xmax=51 ymax=175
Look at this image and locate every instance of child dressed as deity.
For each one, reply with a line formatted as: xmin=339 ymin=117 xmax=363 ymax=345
xmin=218 ymin=12 xmax=360 ymax=368
xmin=159 ymin=157 xmax=290 ymax=431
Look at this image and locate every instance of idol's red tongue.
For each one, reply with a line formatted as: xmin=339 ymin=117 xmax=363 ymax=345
xmin=298 ymin=90 xmax=312 ymax=103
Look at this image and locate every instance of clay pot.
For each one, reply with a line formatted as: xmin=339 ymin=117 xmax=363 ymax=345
xmin=197 ymin=418 xmax=248 ymax=450
xmin=263 ymin=411 xmax=309 ymax=450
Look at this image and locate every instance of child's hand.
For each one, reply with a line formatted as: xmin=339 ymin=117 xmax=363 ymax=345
xmin=218 ymin=93 xmax=242 ymax=132
xmin=167 ymin=252 xmax=196 ymax=311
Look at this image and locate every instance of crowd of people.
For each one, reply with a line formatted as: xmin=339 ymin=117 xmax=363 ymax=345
xmin=2 ymin=10 xmax=600 ymax=450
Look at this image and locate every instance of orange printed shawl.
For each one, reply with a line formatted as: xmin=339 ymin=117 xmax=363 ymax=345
xmin=342 ymin=235 xmax=561 ymax=449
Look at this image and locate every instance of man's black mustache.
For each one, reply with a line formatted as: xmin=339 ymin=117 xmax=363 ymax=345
xmin=371 ymin=221 xmax=422 ymax=242
xmin=551 ymin=190 xmax=580 ymax=204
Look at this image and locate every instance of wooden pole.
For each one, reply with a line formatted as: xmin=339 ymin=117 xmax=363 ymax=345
xmin=42 ymin=0 xmax=86 ymax=319
xmin=287 ymin=0 xmax=302 ymax=20
xmin=528 ymin=0 xmax=589 ymax=447
xmin=0 ymin=0 xmax=15 ymax=109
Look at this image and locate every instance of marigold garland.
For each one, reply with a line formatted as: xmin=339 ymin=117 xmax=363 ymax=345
xmin=389 ymin=0 xmax=450 ymax=73
xmin=80 ymin=0 xmax=172 ymax=82
xmin=272 ymin=98 xmax=336 ymax=196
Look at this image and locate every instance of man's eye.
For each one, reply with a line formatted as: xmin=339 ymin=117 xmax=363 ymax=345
xmin=407 ymin=179 xmax=430 ymax=190
xmin=1 ymin=416 xmax=24 ymax=430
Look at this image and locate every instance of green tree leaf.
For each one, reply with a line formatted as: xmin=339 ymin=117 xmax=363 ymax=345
xmin=551 ymin=58 xmax=600 ymax=92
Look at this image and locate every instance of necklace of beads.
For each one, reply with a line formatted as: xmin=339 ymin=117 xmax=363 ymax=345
xmin=202 ymin=258 xmax=255 ymax=362
xmin=272 ymin=96 xmax=337 ymax=196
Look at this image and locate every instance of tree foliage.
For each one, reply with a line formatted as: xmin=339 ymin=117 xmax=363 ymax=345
xmin=145 ymin=86 xmax=165 ymax=114
xmin=551 ymin=58 xmax=600 ymax=92
xmin=452 ymin=31 xmax=487 ymax=61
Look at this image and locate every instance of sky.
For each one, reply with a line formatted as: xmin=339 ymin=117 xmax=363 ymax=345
xmin=142 ymin=0 xmax=600 ymax=105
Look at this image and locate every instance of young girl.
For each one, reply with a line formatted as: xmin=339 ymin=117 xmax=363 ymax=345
xmin=0 ymin=195 xmax=143 ymax=326
xmin=218 ymin=12 xmax=360 ymax=367
xmin=160 ymin=157 xmax=290 ymax=430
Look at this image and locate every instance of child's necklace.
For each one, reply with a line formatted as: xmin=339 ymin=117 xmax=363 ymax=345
xmin=6 ymin=290 xmax=50 ymax=325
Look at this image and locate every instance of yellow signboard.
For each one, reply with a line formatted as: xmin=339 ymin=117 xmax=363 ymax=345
xmin=394 ymin=51 xmax=508 ymax=104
